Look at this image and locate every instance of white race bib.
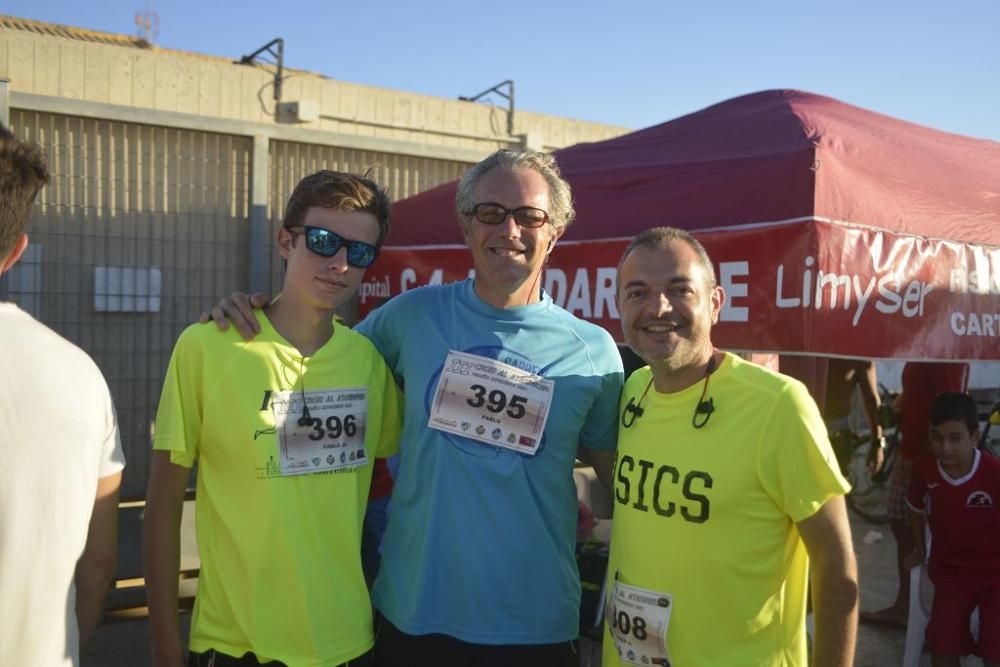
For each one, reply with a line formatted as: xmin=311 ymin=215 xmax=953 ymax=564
xmin=428 ymin=351 xmax=554 ymax=456
xmin=606 ymin=578 xmax=673 ymax=666
xmin=272 ymin=388 xmax=368 ymax=476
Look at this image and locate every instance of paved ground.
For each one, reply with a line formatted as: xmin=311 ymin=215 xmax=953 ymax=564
xmin=82 ymin=510 xmax=982 ymax=666
xmin=851 ymin=513 xmax=918 ymax=667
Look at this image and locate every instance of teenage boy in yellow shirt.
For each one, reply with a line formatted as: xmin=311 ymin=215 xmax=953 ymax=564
xmin=144 ymin=171 xmax=402 ymax=667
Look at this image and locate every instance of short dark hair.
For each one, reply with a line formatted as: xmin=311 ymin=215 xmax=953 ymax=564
xmin=618 ymin=227 xmax=717 ymax=288
xmin=0 ymin=124 xmax=49 ymax=258
xmin=283 ymin=170 xmax=391 ymax=247
xmin=929 ymin=392 xmax=979 ymax=433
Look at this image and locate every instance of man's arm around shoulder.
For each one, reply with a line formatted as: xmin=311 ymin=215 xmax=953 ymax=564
xmin=797 ymin=495 xmax=858 ymax=667
xmin=75 ymin=470 xmax=122 ymax=648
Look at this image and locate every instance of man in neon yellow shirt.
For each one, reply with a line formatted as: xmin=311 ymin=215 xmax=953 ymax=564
xmin=144 ymin=171 xmax=402 ymax=667
xmin=605 ymin=227 xmax=858 ymax=667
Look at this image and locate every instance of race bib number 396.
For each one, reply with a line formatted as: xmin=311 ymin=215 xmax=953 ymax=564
xmin=428 ymin=351 xmax=554 ymax=456
xmin=272 ymin=388 xmax=368 ymax=475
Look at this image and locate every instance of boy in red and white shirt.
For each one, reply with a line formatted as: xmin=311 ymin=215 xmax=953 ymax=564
xmin=906 ymin=392 xmax=1000 ymax=667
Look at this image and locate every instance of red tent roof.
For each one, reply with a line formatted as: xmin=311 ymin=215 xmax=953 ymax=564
xmin=390 ymin=90 xmax=1000 ymax=248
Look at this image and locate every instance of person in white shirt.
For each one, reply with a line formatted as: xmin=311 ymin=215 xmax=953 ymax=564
xmin=0 ymin=123 xmax=125 ymax=666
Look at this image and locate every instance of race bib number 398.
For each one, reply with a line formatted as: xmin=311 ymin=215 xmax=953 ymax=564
xmin=428 ymin=351 xmax=554 ymax=456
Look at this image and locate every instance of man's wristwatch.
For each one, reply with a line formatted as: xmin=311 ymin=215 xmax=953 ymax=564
xmin=872 ymin=435 xmax=887 ymax=449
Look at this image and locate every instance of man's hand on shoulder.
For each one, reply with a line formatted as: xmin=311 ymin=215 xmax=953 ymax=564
xmin=198 ymin=291 xmax=269 ymax=339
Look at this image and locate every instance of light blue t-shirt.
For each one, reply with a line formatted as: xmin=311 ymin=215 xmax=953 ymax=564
xmin=357 ymin=279 xmax=623 ymax=644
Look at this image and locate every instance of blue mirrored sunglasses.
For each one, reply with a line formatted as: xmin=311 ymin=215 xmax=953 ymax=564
xmin=290 ymin=226 xmax=379 ymax=268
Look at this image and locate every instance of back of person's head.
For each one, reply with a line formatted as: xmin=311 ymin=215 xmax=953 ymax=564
xmin=455 ymin=149 xmax=575 ymax=231
xmin=283 ymin=170 xmax=391 ymax=247
xmin=0 ymin=124 xmax=49 ymax=259
xmin=929 ymin=391 xmax=978 ymax=433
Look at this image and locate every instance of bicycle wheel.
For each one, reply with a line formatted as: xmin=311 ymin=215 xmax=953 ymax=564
xmin=845 ymin=441 xmax=893 ymax=524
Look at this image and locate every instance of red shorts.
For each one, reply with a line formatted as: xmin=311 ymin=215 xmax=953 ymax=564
xmin=927 ymin=577 xmax=1000 ymax=661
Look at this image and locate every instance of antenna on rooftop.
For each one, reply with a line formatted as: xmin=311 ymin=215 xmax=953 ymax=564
xmin=239 ymin=38 xmax=285 ymax=103
xmin=459 ymin=80 xmax=515 ymax=136
xmin=134 ymin=0 xmax=159 ymax=44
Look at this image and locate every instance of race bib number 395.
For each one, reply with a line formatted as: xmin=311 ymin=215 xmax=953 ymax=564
xmin=428 ymin=351 xmax=554 ymax=456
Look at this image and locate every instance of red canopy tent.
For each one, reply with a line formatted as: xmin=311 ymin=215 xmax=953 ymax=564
xmin=359 ymin=90 xmax=1000 ymax=361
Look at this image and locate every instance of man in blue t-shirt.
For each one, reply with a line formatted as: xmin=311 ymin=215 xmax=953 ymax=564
xmin=205 ymin=149 xmax=624 ymax=667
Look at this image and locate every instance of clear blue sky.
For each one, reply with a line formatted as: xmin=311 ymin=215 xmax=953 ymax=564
xmin=5 ymin=0 xmax=999 ymax=140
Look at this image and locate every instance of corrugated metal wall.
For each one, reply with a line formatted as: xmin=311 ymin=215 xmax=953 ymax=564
xmin=266 ymin=140 xmax=469 ymax=292
xmin=6 ymin=110 xmax=252 ymax=497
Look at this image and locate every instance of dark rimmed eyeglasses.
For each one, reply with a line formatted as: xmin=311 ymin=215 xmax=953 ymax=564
xmin=288 ymin=226 xmax=379 ymax=268
xmin=468 ymin=202 xmax=550 ymax=228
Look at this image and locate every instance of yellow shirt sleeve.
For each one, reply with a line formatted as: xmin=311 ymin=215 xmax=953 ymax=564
xmin=152 ymin=325 xmax=206 ymax=469
xmin=757 ymin=379 xmax=850 ymax=523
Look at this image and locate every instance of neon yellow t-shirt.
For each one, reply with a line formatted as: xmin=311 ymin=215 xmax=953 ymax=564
xmin=154 ymin=315 xmax=402 ymax=665
xmin=604 ymin=353 xmax=848 ymax=667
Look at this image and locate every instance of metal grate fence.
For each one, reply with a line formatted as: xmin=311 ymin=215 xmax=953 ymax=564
xmin=4 ymin=110 xmax=253 ymax=497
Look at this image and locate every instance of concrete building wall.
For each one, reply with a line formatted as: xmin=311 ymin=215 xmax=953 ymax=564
xmin=0 ymin=16 xmax=628 ymax=154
